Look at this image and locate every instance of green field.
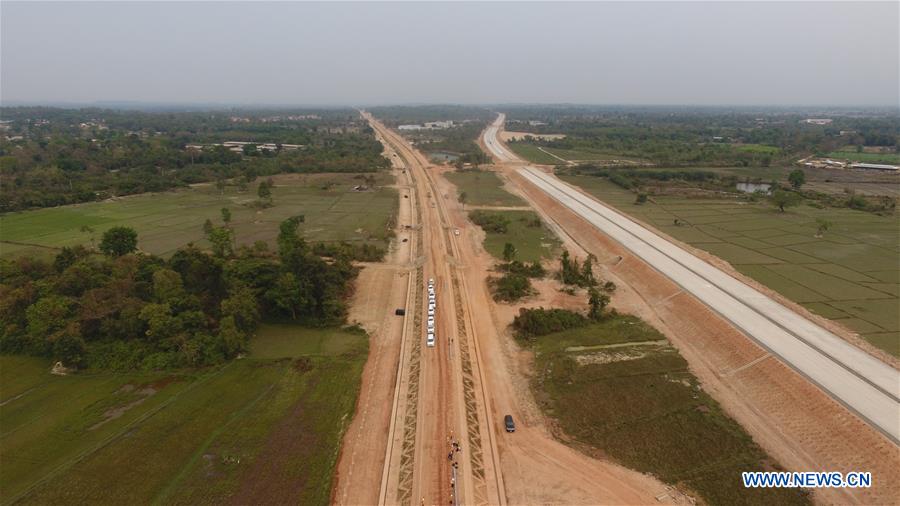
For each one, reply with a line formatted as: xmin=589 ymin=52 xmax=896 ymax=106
xmin=505 ymin=143 xmax=563 ymax=165
xmin=562 ymin=175 xmax=900 ymax=356
xmin=444 ymin=170 xmax=525 ymax=206
xmin=507 ymin=143 xmax=635 ymax=165
xmin=469 ymin=210 xmax=559 ymax=263
xmin=529 ymin=316 xmax=809 ymax=505
xmin=0 ymin=173 xmax=398 ymax=259
xmin=826 ymin=149 xmax=900 ymax=165
xmin=734 ymin=144 xmax=781 ymax=154
xmin=1 ymin=325 xmax=367 ymax=505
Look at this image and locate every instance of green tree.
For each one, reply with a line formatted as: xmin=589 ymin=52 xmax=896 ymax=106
xmin=152 ymin=268 xmax=185 ymax=303
xmin=635 ymin=192 xmax=648 ymax=205
xmin=502 ymin=242 xmax=517 ymax=262
xmin=216 ymin=177 xmax=226 ymax=195
xmin=258 ymin=180 xmax=272 ymax=202
xmin=221 ymin=285 xmax=259 ymax=332
xmin=788 ymin=169 xmax=806 ymax=190
xmin=581 ymin=254 xmax=596 ymax=286
xmin=218 ymin=315 xmax=247 ymax=357
xmin=221 ymin=207 xmax=232 ymax=226
xmin=206 ymin=226 xmax=234 ymax=258
xmin=588 ymin=287 xmax=610 ymax=321
xmin=53 ymin=331 xmax=86 ymax=367
xmin=202 ymin=218 xmax=214 ymax=236
xmin=769 ymin=190 xmax=801 ymax=213
xmin=560 ymin=249 xmax=573 ymax=284
xmin=139 ymin=303 xmax=181 ymax=341
xmin=458 ymin=191 xmax=468 ymax=207
xmin=26 ymin=295 xmax=74 ymax=339
xmin=277 ymin=216 xmax=306 ymax=258
xmin=266 ymin=272 xmax=304 ymax=319
xmin=99 ymin=226 xmax=138 ymax=257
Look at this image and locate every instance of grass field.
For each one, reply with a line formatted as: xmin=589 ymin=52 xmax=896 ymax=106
xmin=529 ymin=315 xmax=809 ymax=505
xmin=826 ymin=149 xmax=900 ymax=165
xmin=505 ymin=143 xmax=563 ymax=165
xmin=444 ymin=170 xmax=525 ymax=206
xmin=1 ymin=325 xmax=367 ymax=505
xmin=733 ymin=144 xmax=781 ymax=154
xmin=507 ymin=143 xmax=638 ymax=165
xmin=0 ymin=173 xmax=398 ymax=260
xmin=561 ymin=175 xmax=900 ymax=356
xmin=469 ymin=210 xmax=559 ymax=263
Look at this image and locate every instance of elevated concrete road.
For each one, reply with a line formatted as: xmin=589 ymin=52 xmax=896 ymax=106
xmin=483 ymin=114 xmax=518 ymax=163
xmin=484 ymin=114 xmax=900 ymax=443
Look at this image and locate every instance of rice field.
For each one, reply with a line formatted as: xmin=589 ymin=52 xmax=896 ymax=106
xmin=562 ymin=175 xmax=900 ymax=356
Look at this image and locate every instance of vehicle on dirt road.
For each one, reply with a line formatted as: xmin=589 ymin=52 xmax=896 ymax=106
xmin=504 ymin=415 xmax=515 ymax=433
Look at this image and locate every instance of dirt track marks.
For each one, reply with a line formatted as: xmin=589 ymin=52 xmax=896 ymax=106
xmin=396 ymin=266 xmax=423 ymax=506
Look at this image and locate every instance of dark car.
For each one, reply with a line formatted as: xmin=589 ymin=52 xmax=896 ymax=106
xmin=504 ymin=414 xmax=515 ymax=433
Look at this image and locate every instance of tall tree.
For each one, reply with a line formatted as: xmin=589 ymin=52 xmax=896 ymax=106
xmin=99 ymin=227 xmax=138 ymax=257
xmin=258 ymin=181 xmax=272 ymax=203
xmin=588 ymin=287 xmax=609 ymax=321
xmin=221 ymin=207 xmax=232 ymax=227
xmin=788 ymin=169 xmax=806 ymax=190
xmin=769 ymin=190 xmax=801 ymax=213
xmin=206 ymin=227 xmax=234 ymax=258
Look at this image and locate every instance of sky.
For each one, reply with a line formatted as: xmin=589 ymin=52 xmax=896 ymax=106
xmin=2 ymin=1 xmax=898 ymax=107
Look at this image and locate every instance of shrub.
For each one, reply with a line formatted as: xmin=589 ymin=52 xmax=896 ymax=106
xmin=470 ymin=211 xmax=510 ymax=233
xmin=512 ymin=307 xmax=588 ymax=339
xmin=499 ymin=260 xmax=545 ymax=278
xmin=490 ymin=273 xmax=534 ymax=302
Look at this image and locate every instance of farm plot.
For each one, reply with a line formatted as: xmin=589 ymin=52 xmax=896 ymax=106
xmin=561 ymin=175 xmax=900 ymax=356
xmin=0 ymin=173 xmax=397 ymax=259
xmin=468 ymin=210 xmax=559 ymax=263
xmin=529 ymin=315 xmax=809 ymax=506
xmin=444 ymin=170 xmax=525 ymax=207
xmin=1 ymin=325 xmax=367 ymax=505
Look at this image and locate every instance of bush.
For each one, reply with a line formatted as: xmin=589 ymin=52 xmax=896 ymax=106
xmin=512 ymin=307 xmax=589 ymax=339
xmin=499 ymin=260 xmax=545 ymax=278
xmin=469 ymin=211 xmax=510 ymax=233
xmin=490 ymin=273 xmax=534 ymax=302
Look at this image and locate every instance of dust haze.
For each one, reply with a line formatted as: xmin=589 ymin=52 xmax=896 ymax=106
xmin=2 ymin=1 xmax=897 ymax=107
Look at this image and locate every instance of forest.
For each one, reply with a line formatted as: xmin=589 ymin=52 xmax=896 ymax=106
xmin=503 ymin=106 xmax=900 ymax=167
xmin=0 ymin=107 xmax=389 ymax=211
xmin=0 ymin=217 xmax=360 ymax=371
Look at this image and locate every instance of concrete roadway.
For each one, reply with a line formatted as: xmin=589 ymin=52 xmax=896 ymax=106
xmin=483 ymin=115 xmax=900 ymax=444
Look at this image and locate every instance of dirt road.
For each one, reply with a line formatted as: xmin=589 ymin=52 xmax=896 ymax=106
xmin=354 ymin=113 xmax=673 ymax=505
xmin=333 ymin=131 xmax=417 ymax=506
xmin=364 ymin=113 xmax=504 ymax=506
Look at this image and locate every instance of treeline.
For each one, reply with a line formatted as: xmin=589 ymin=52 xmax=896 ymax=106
xmin=368 ymin=105 xmax=494 ymax=125
xmin=0 ymin=107 xmax=388 ymax=211
xmin=560 ymin=165 xmax=725 ymax=191
xmin=0 ymin=218 xmax=359 ymax=370
xmin=504 ymin=106 xmax=900 ymax=167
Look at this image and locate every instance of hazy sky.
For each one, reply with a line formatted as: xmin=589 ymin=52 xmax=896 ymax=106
xmin=2 ymin=1 xmax=898 ymax=107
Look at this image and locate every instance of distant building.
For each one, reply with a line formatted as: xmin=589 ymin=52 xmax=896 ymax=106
xmin=850 ymin=163 xmax=900 ymax=172
xmin=399 ymin=121 xmax=454 ymax=130
xmin=801 ymin=118 xmax=833 ymax=125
